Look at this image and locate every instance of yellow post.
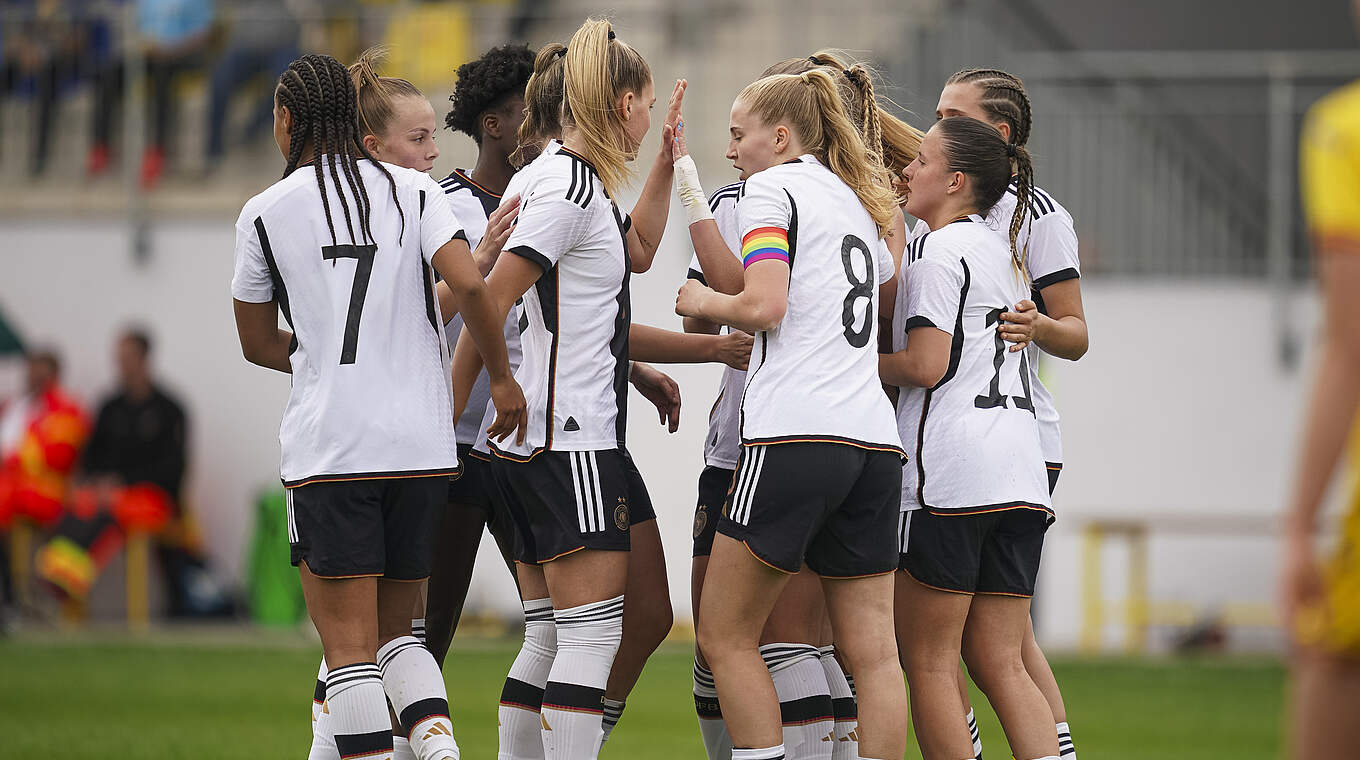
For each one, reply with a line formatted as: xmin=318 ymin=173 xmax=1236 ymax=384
xmin=1126 ymin=526 xmax=1149 ymax=653
xmin=10 ymin=518 xmax=32 ymax=611
xmin=1079 ymin=523 xmax=1104 ymax=653
xmin=125 ymin=531 xmax=149 ymax=634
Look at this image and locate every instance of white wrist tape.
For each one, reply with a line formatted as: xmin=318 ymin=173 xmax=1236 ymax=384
xmin=674 ymin=155 xmax=713 ymax=226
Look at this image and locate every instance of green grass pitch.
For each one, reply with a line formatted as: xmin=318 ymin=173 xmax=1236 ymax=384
xmin=0 ymin=637 xmax=1283 ymax=758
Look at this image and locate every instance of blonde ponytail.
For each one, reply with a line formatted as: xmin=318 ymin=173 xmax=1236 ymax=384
xmin=759 ymin=51 xmax=922 ymax=181
xmin=738 ymin=70 xmax=899 ymax=238
xmin=514 ymin=42 xmax=567 ymax=167
xmin=562 ymin=18 xmax=651 ymax=198
xmin=348 ymin=46 xmax=423 ymax=139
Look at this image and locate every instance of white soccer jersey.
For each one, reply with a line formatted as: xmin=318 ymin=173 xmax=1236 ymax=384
xmin=985 ymin=181 xmax=1080 ymax=465
xmin=736 ymin=156 xmax=901 ymax=453
xmin=232 ymin=158 xmax=462 ymax=486
xmin=687 ymin=181 xmax=745 ymax=470
xmin=893 ymin=216 xmax=1050 ymax=515
xmin=439 ymin=168 xmax=524 ymax=449
xmin=471 ymin=142 xmax=561 ymax=456
xmin=490 ymin=145 xmax=632 ymax=459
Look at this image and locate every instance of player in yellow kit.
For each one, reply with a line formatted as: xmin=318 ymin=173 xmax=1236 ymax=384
xmin=1282 ymin=5 xmax=1360 ymax=754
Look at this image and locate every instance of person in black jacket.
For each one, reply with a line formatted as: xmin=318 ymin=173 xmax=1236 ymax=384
xmin=80 ymin=327 xmax=220 ymax=617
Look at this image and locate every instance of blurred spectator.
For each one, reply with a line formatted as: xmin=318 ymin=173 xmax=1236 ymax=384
xmin=0 ymin=348 xmax=88 ymax=615
xmin=78 ymin=328 xmax=225 ymax=616
xmin=0 ymin=1 xmax=99 ymax=176
xmin=0 ymin=348 xmax=89 ymax=528
xmin=88 ymin=0 xmax=216 ymax=187
xmin=204 ymin=0 xmax=298 ymax=167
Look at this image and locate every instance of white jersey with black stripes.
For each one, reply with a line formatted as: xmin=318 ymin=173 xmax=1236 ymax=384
xmin=894 ymin=216 xmax=1050 ymax=515
xmin=231 ymin=157 xmax=462 ymax=486
xmin=471 ymin=141 xmax=561 ymax=456
xmin=907 ymin=181 xmax=1080 ymax=466
xmin=985 ymin=181 xmax=1080 ymax=466
xmin=736 ymin=155 xmax=901 ymax=453
xmin=687 ymin=181 xmax=745 ymax=470
xmin=491 ymin=144 xmax=633 ymax=459
xmin=439 ymin=167 xmax=523 ymax=449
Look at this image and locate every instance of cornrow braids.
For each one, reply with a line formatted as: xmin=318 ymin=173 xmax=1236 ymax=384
xmin=274 ymin=54 xmax=405 ymax=246
xmin=945 ymin=67 xmax=1033 ymax=147
xmin=843 ymin=65 xmax=883 ymax=164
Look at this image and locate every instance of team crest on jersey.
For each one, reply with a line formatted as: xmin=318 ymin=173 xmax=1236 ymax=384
xmin=693 ymin=505 xmax=708 ymax=539
xmin=614 ymin=497 xmax=630 ymax=531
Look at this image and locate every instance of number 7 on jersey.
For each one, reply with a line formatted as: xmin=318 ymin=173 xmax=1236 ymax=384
xmin=322 ymin=244 xmax=377 ymax=365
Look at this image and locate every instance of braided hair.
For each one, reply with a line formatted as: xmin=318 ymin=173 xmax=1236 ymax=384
xmin=446 ymin=44 xmax=535 ymax=143
xmin=945 ymin=67 xmax=1036 ymax=276
xmin=934 ymin=116 xmax=1036 ymax=281
xmin=275 ymin=54 xmax=404 ymax=246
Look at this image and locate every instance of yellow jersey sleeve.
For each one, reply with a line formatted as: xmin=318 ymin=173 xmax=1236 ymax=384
xmin=1301 ymin=80 xmax=1360 ymax=249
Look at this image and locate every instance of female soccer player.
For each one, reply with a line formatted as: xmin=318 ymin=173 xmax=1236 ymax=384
xmin=453 ymin=36 xmax=751 ymax=759
xmin=932 ymin=67 xmax=1089 ymax=760
xmin=673 ymin=69 xmax=906 ymax=760
xmin=424 ymin=42 xmax=536 ymax=671
xmin=447 ymin=20 xmax=678 ymax=760
xmin=885 ymin=116 xmax=1057 ymax=760
xmin=232 ymin=54 xmax=525 ymax=760
xmin=681 ymin=51 xmax=922 ymax=760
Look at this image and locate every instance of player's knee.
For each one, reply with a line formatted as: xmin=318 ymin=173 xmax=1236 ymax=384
xmin=961 ymin=649 xmax=1027 ymax=696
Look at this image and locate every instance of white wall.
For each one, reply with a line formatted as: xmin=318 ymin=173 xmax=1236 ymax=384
xmin=1 ymin=218 xmax=1330 ymax=652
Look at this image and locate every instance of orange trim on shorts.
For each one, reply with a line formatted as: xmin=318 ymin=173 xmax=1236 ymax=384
xmin=818 ymin=568 xmax=896 ymax=580
xmin=742 ymin=540 xmax=796 ymax=576
xmin=925 ymin=503 xmax=1054 ymax=519
xmin=898 ymin=568 xmax=973 ymax=596
xmin=540 ymin=545 xmax=587 ymax=563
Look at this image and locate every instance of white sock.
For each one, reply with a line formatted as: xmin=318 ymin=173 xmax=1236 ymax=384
xmin=600 ymin=698 xmax=626 ymax=744
xmin=378 ymin=636 xmax=459 ymax=760
xmin=314 ymin=657 xmax=329 ymax=730
xmin=966 ymin=707 xmax=982 ymax=759
xmin=732 ymin=746 xmax=786 ymax=760
xmin=412 ymin=618 xmax=427 ymax=647
xmin=326 ymin=662 xmax=392 ymax=760
xmin=761 ymin=644 xmax=833 ymax=760
xmin=844 ymin=675 xmax=855 ymax=700
xmin=393 ymin=736 xmax=418 ymax=760
xmin=541 ymin=596 xmax=625 ymax=760
xmin=1057 ymin=722 xmax=1075 ymax=759
xmin=308 ymin=701 xmax=340 ymax=760
xmin=693 ymin=659 xmax=733 ymax=760
xmin=817 ymin=647 xmax=857 ymax=760
xmin=499 ymin=598 xmax=555 ymax=760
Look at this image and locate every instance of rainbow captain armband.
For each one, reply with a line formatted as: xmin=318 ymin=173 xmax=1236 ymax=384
xmin=741 ymin=227 xmax=790 ymax=268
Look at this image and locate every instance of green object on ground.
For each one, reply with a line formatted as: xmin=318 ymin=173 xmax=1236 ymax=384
xmin=244 ymin=488 xmax=306 ymax=626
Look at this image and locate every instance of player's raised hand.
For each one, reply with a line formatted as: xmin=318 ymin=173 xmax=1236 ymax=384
xmin=487 ymin=373 xmax=529 ymax=445
xmin=659 ymin=78 xmax=687 ymax=161
xmin=999 ymin=299 xmax=1038 ymax=352
xmin=629 ymin=362 xmax=682 ymax=433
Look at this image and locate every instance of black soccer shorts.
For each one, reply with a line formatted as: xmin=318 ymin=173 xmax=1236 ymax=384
xmin=287 ymin=475 xmax=447 ymax=580
xmin=493 ymin=447 xmax=652 ymax=565
xmin=717 ymin=442 xmax=902 ymax=577
xmin=899 ymin=507 xmax=1052 ymax=597
xmin=692 ymin=465 xmax=736 ymax=558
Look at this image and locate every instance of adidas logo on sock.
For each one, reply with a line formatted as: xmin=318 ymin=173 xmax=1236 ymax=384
xmin=563 ymin=417 xmax=580 ymax=432
xmin=423 ymin=722 xmax=452 ymax=740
